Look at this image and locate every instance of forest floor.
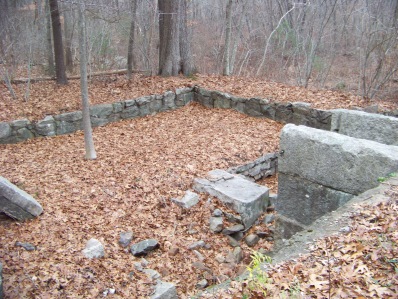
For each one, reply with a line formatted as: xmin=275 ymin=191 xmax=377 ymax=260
xmin=0 ymin=74 xmax=397 ymax=298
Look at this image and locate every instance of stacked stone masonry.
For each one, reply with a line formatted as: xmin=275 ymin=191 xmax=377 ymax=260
xmin=2 ymin=85 xmax=397 ymax=144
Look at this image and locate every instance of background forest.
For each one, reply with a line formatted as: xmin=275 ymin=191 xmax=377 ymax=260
xmin=0 ymin=0 xmax=397 ymax=100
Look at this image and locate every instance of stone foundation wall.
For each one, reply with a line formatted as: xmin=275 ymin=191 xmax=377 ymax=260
xmin=227 ymin=153 xmax=278 ymax=180
xmin=0 ymin=88 xmax=193 ymax=144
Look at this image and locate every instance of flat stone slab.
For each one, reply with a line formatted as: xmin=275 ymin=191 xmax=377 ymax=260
xmin=279 ymin=124 xmax=398 ymax=195
xmin=193 ymin=169 xmax=269 ymax=228
xmin=331 ymin=109 xmax=398 ymax=145
xmin=171 ymin=191 xmax=199 ymax=209
xmin=151 ymin=281 xmax=178 ymax=299
xmin=0 ymin=176 xmax=43 ymax=221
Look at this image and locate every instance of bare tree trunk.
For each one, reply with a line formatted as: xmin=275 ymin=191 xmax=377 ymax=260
xmin=223 ymin=0 xmax=233 ymax=76
xmin=64 ymin=6 xmax=75 ymax=73
xmin=158 ymin=0 xmax=180 ymax=76
xmin=127 ymin=0 xmax=138 ymax=79
xmin=49 ymin=0 xmax=68 ymax=84
xmin=45 ymin=0 xmax=55 ymax=76
xmin=179 ymin=0 xmax=193 ymax=76
xmin=78 ymin=1 xmax=96 ymax=160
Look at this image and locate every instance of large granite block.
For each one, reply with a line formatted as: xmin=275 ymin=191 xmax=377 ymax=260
xmin=279 ymin=124 xmax=398 ymax=195
xmin=0 ymin=177 xmax=43 ymax=221
xmin=331 ymin=109 xmax=398 ymax=145
xmin=276 ymin=173 xmax=353 ymax=225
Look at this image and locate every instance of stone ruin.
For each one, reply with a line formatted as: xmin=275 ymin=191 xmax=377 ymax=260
xmin=1 ymin=85 xmax=398 ymax=298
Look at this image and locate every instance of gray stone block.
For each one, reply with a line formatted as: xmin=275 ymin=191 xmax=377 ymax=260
xmin=90 ymin=104 xmax=113 ymax=118
xmin=194 ymin=88 xmax=213 ymax=108
xmin=230 ymin=96 xmax=246 ymax=113
xmin=331 ymin=109 xmax=398 ymax=145
xmin=279 ymin=124 xmax=398 ymax=195
xmin=35 ymin=116 xmax=56 ymax=136
xmin=193 ymin=169 xmax=269 ymax=228
xmin=212 ymin=91 xmax=231 ymax=109
xmin=151 ymin=281 xmax=178 ymax=299
xmin=121 ymin=104 xmax=139 ymax=119
xmin=136 ymin=96 xmax=152 ymax=116
xmin=55 ymin=111 xmax=83 ymax=135
xmin=10 ymin=119 xmax=30 ymax=130
xmin=0 ymin=122 xmax=11 ymax=139
xmin=149 ymin=97 xmax=163 ymax=113
xmin=244 ymin=98 xmax=264 ymax=117
xmin=162 ymin=91 xmax=176 ymax=111
xmin=0 ymin=176 xmax=43 ymax=221
xmin=276 ymin=173 xmax=353 ymax=225
xmin=274 ymin=214 xmax=308 ymax=239
xmin=176 ymin=88 xmax=193 ymax=107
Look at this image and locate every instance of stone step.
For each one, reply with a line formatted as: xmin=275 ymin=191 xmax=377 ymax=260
xmin=193 ymin=169 xmax=269 ymax=228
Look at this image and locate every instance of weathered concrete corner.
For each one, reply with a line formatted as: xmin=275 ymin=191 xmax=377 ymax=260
xmin=193 ymin=169 xmax=269 ymax=228
xmin=0 ymin=177 xmax=43 ymax=221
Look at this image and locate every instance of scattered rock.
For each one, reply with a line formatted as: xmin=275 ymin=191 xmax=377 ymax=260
xmin=222 ymin=224 xmax=244 ymax=235
xmin=133 ymin=262 xmax=143 ymax=272
xmin=171 ymin=190 xmax=199 ymax=209
xmin=224 ymin=212 xmax=242 ymax=224
xmin=143 ymin=269 xmax=161 ymax=280
xmin=264 ymin=214 xmax=275 ymax=224
xmin=230 ymin=231 xmax=244 ymax=241
xmin=130 ymin=239 xmax=159 ymax=257
xmin=15 ymin=241 xmax=35 ymax=251
xmin=196 ymin=279 xmax=208 ymax=289
xmin=150 ymin=280 xmax=178 ymax=299
xmin=188 ymin=240 xmax=207 ymax=250
xmin=168 ymin=246 xmax=179 ymax=256
xmin=245 ymin=234 xmax=260 ymax=247
xmin=212 ymin=209 xmax=223 ymax=217
xmin=119 ymin=231 xmax=134 ymax=247
xmin=193 ymin=250 xmax=205 ymax=261
xmin=82 ymin=238 xmax=105 ymax=259
xmin=215 ymin=254 xmax=225 ymax=264
xmin=209 ymin=216 xmax=223 ymax=233
xmin=192 ymin=262 xmax=212 ymax=273
xmin=233 ymin=247 xmax=244 ymax=263
xmin=226 ymin=236 xmax=240 ymax=247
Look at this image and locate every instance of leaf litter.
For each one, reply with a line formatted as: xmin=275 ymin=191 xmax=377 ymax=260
xmin=0 ymin=74 xmax=397 ymax=298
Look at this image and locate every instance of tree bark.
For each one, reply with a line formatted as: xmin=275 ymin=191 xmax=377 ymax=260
xmin=223 ymin=0 xmax=233 ymax=76
xmin=158 ymin=0 xmax=180 ymax=76
xmin=64 ymin=6 xmax=75 ymax=73
xmin=179 ymin=0 xmax=193 ymax=76
xmin=78 ymin=1 xmax=96 ymax=160
xmin=127 ymin=0 xmax=138 ymax=79
xmin=45 ymin=0 xmax=55 ymax=76
xmin=49 ymin=0 xmax=68 ymax=84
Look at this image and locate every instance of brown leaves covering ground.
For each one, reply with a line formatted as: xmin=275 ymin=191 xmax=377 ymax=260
xmin=207 ymin=184 xmax=398 ymax=298
xmin=1 ymin=74 xmax=397 ymax=122
xmin=0 ymin=103 xmax=282 ymax=298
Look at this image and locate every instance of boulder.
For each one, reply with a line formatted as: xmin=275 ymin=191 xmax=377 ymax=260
xmin=0 ymin=176 xmax=43 ymax=221
xmin=245 ymin=234 xmax=260 ymax=247
xmin=193 ymin=169 xmax=269 ymax=228
xmin=0 ymin=122 xmax=11 ymax=139
xmin=35 ymin=116 xmax=56 ymax=136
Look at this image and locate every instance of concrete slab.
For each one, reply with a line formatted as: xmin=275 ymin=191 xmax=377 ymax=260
xmin=0 ymin=177 xmax=43 ymax=221
xmin=193 ymin=169 xmax=269 ymax=228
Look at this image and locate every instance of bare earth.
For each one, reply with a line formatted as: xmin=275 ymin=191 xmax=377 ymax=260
xmin=0 ymin=75 xmax=397 ymax=298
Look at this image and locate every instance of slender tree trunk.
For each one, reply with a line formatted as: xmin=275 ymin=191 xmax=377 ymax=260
xmin=179 ymin=0 xmax=193 ymax=75
xmin=64 ymin=7 xmax=74 ymax=73
xmin=127 ymin=0 xmax=138 ymax=79
xmin=223 ymin=0 xmax=233 ymax=76
xmin=49 ymin=0 xmax=68 ymax=84
xmin=78 ymin=1 xmax=96 ymax=160
xmin=45 ymin=0 xmax=55 ymax=76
